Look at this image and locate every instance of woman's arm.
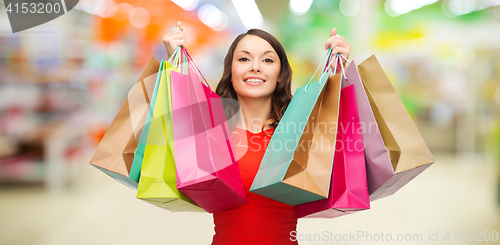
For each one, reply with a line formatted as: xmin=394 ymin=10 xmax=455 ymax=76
xmin=163 ymin=21 xmax=187 ymax=60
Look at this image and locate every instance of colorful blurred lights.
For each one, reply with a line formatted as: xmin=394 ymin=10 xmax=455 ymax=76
xmin=441 ymin=0 xmax=500 ymax=17
xmin=231 ymin=0 xmax=263 ymax=29
xmin=129 ymin=7 xmax=151 ymax=28
xmin=385 ymin=0 xmax=439 ymax=17
xmin=339 ymin=0 xmax=360 ymax=16
xmin=110 ymin=3 xmax=133 ymax=22
xmin=76 ymin=0 xmax=118 ymax=18
xmin=289 ymin=0 xmax=313 ymax=16
xmin=172 ymin=0 xmax=199 ymax=11
xmin=198 ymin=4 xmax=228 ymax=31
xmin=442 ymin=0 xmax=477 ymax=16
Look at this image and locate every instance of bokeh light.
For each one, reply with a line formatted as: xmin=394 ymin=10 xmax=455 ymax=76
xmin=231 ymin=0 xmax=263 ymax=29
xmin=443 ymin=0 xmax=477 ymax=17
xmin=289 ymin=0 xmax=313 ymax=16
xmin=172 ymin=0 xmax=200 ymax=11
xmin=385 ymin=0 xmax=439 ymax=17
xmin=339 ymin=0 xmax=360 ymax=16
xmin=198 ymin=4 xmax=228 ymax=31
xmin=129 ymin=7 xmax=151 ymax=29
xmin=110 ymin=2 xmax=133 ymax=22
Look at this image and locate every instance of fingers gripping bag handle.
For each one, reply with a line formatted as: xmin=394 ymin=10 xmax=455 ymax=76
xmin=304 ymin=47 xmax=350 ymax=91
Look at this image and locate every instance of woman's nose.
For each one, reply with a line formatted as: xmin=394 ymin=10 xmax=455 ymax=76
xmin=250 ymin=60 xmax=260 ymax=72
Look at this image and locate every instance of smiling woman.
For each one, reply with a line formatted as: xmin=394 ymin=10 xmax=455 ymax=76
xmin=162 ymin=21 xmax=351 ymax=245
xmin=216 ymin=29 xmax=292 ymax=134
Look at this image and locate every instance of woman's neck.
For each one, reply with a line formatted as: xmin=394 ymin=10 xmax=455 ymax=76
xmin=234 ymin=96 xmax=272 ymax=133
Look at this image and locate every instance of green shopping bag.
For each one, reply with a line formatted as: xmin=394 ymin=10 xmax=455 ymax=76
xmin=250 ymin=49 xmax=342 ymax=206
xmin=136 ymin=58 xmax=203 ymax=212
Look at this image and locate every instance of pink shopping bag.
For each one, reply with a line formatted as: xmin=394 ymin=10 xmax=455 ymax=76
xmin=343 ymin=62 xmax=394 ymax=200
xmin=296 ymin=84 xmax=370 ymax=218
xmin=170 ymin=49 xmax=247 ymax=213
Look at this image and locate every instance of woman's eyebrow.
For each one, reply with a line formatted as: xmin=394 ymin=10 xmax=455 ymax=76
xmin=235 ymin=50 xmax=277 ymax=55
xmin=263 ymin=50 xmax=277 ymax=55
xmin=236 ymin=50 xmax=250 ymax=55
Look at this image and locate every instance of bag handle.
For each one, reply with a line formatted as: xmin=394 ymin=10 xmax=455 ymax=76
xmin=180 ymin=47 xmax=215 ymax=128
xmin=168 ymin=46 xmax=186 ymax=73
xmin=168 ymin=47 xmax=189 ymax=74
xmin=168 ymin=46 xmax=180 ymax=64
xmin=332 ymin=53 xmax=350 ymax=79
xmin=182 ymin=48 xmax=212 ymax=90
xmin=305 ymin=47 xmax=333 ymax=91
xmin=170 ymin=46 xmax=214 ymax=95
xmin=167 ymin=26 xmax=188 ymax=74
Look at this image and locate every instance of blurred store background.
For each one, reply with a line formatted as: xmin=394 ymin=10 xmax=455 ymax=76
xmin=0 ymin=0 xmax=499 ymax=244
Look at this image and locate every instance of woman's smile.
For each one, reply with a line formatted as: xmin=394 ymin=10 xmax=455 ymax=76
xmin=244 ymin=76 xmax=266 ymax=85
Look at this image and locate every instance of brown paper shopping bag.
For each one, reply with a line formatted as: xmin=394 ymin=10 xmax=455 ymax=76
xmin=90 ymin=57 xmax=160 ymax=188
xmin=357 ymin=55 xmax=435 ymax=200
xmin=250 ymin=72 xmax=342 ymax=206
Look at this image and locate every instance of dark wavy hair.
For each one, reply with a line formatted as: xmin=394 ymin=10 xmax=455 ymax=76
xmin=215 ymin=29 xmax=293 ymax=133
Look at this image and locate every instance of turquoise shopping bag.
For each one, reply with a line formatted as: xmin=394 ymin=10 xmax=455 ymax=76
xmin=128 ymin=60 xmax=165 ymax=187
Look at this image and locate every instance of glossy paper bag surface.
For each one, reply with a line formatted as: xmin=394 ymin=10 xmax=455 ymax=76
xmin=129 ymin=61 xmax=166 ymax=186
xmin=296 ymin=85 xmax=370 ymax=218
xmin=343 ymin=62 xmax=394 ymax=197
xmin=90 ymin=57 xmax=160 ymax=189
xmin=170 ymin=63 xmax=246 ymax=213
xmin=136 ymin=61 xmax=203 ymax=212
xmin=250 ymin=73 xmax=341 ymax=206
xmin=357 ymin=55 xmax=435 ymax=200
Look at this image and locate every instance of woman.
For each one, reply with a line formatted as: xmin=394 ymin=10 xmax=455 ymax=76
xmin=164 ymin=21 xmax=351 ymax=244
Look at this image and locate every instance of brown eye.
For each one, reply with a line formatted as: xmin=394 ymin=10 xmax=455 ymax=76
xmin=238 ymin=57 xmax=249 ymax=62
xmin=264 ymin=58 xmax=274 ymax=63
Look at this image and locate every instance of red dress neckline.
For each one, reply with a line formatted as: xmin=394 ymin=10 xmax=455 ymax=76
xmin=212 ymin=126 xmax=297 ymax=245
xmin=233 ymin=126 xmax=274 ymax=135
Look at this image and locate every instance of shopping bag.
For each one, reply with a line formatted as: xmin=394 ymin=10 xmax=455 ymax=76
xmin=136 ymin=59 xmax=203 ymax=212
xmin=296 ymin=84 xmax=370 ymax=218
xmin=250 ymin=50 xmax=341 ymax=206
xmin=357 ymin=55 xmax=435 ymax=200
xmin=170 ymin=48 xmax=247 ymax=213
xmin=128 ymin=61 xmax=166 ymax=186
xmin=90 ymin=57 xmax=160 ymax=189
xmin=343 ymin=62 xmax=394 ymax=198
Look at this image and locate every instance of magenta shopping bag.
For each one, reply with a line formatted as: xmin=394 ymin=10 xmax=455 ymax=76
xmin=170 ymin=49 xmax=247 ymax=213
xmin=343 ymin=62 xmax=394 ymax=200
xmin=296 ymin=84 xmax=370 ymax=218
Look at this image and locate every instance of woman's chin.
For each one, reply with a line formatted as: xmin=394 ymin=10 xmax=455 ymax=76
xmin=237 ymin=92 xmax=273 ymax=101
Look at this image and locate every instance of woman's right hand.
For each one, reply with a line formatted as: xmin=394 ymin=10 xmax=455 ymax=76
xmin=163 ymin=21 xmax=187 ymax=60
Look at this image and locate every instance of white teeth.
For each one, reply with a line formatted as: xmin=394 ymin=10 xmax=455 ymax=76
xmin=245 ymin=79 xmax=265 ymax=83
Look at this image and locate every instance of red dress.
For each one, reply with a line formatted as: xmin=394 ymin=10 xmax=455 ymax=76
xmin=212 ymin=127 xmax=298 ymax=245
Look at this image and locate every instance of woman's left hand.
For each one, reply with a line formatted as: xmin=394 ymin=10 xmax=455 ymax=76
xmin=324 ymin=28 xmax=350 ymax=70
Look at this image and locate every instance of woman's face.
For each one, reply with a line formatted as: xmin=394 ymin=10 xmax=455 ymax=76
xmin=231 ymin=35 xmax=281 ymax=101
